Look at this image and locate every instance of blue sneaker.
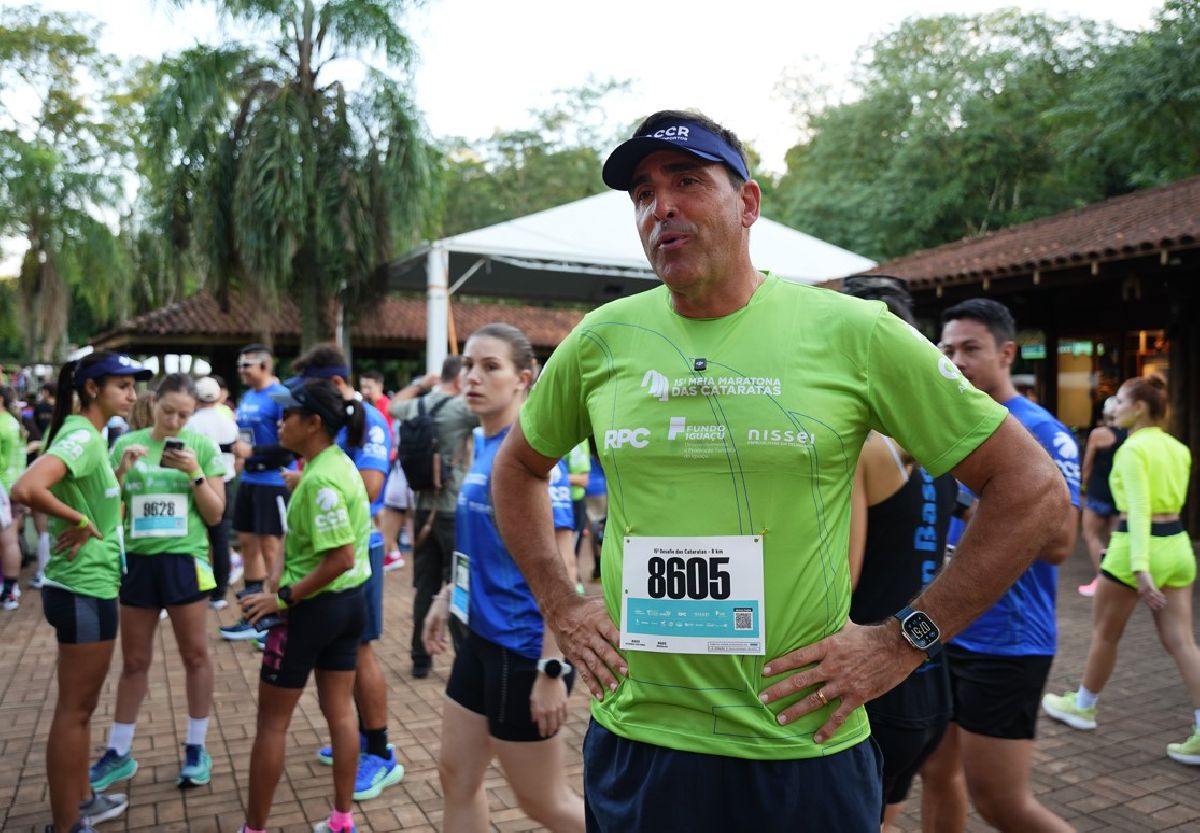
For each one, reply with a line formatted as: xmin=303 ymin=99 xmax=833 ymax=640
xmin=89 ymin=749 xmax=137 ymax=791
xmin=352 ymin=749 xmax=405 ymax=800
xmin=177 ymin=743 xmax=212 ymax=787
xmin=219 ymin=620 xmax=260 ymax=641
xmin=79 ymin=789 xmax=128 ymax=824
xmin=316 ymin=733 xmax=394 ymax=765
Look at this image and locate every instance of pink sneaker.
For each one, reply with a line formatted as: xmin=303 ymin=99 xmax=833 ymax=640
xmin=383 ymin=550 xmax=405 ymax=572
xmin=1078 ymin=577 xmax=1098 ymax=597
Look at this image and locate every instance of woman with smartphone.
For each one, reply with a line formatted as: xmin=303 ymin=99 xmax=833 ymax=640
xmin=88 ymin=373 xmax=227 ymax=795
xmin=11 ymin=351 xmax=151 ymax=833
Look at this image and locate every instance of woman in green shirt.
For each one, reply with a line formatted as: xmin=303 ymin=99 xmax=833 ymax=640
xmin=0 ymin=386 xmax=26 ymax=609
xmin=12 ymin=351 xmax=150 ymax=833
xmin=238 ymin=378 xmax=372 ymax=833
xmin=1042 ymin=375 xmax=1200 ymax=766
xmin=88 ymin=373 xmax=226 ymax=797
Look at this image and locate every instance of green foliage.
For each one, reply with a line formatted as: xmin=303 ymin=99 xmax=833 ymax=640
xmin=0 ymin=6 xmax=129 ymax=361
xmin=144 ymin=0 xmax=435 ymax=348
xmin=438 ymin=80 xmax=629 ymax=236
xmin=771 ymin=6 xmax=1200 ymax=262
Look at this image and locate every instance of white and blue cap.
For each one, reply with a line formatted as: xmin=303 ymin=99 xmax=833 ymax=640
xmin=76 ymin=353 xmax=153 ymax=383
xmin=602 ymin=118 xmax=750 ymax=191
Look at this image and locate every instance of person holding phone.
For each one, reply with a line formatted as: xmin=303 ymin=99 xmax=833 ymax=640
xmin=88 ymin=373 xmax=226 ymax=797
xmin=11 ymin=351 xmax=151 ymax=833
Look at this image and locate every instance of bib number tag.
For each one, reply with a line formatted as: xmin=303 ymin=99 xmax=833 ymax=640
xmin=238 ymin=429 xmax=253 ymax=446
xmin=130 ymin=494 xmax=188 ymax=539
xmin=620 ymin=535 xmax=765 ymax=655
xmin=450 ymin=551 xmax=469 ymax=624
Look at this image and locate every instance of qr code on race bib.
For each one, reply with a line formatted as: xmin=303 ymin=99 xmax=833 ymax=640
xmin=734 ymin=608 xmax=754 ymax=631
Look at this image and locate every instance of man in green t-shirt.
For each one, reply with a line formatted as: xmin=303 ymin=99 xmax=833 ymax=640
xmin=491 ymin=110 xmax=1072 ymax=831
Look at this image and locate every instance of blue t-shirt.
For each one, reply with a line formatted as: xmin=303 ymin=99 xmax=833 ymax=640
xmin=951 ymin=396 xmax=1080 ymax=656
xmin=585 ymin=454 xmax=606 ymax=498
xmin=457 ymin=426 xmax=545 ymax=658
xmin=236 ymin=383 xmax=292 ymax=487
xmin=550 ymin=459 xmax=574 ymax=529
xmin=337 ymin=401 xmax=391 ymax=547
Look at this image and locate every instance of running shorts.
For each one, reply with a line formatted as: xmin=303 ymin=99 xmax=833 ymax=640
xmin=582 ymin=720 xmax=882 ymax=832
xmin=447 ymin=629 xmax=575 ymax=743
xmin=383 ymin=464 xmax=410 ymax=512
xmin=120 ymin=553 xmax=214 ymax=609
xmin=43 ymin=586 xmax=119 ymax=644
xmin=232 ymin=483 xmax=288 ymax=536
xmin=1084 ymin=496 xmax=1117 ymax=517
xmin=1101 ymin=526 xmax=1195 ymax=589
xmin=946 ymin=644 xmax=1052 ymax=740
xmin=869 ymin=717 xmax=950 ymax=804
xmin=260 ymin=585 xmax=364 ymax=689
xmin=360 ymin=539 xmax=384 ymax=643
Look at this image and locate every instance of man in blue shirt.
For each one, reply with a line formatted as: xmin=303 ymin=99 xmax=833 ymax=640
xmin=223 ymin=344 xmax=293 ymax=640
xmin=930 ymin=299 xmax=1079 ymax=833
xmin=286 ymin=344 xmax=404 ymax=801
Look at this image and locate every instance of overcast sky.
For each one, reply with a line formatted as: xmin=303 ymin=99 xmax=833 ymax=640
xmin=0 ymin=0 xmax=1166 ymax=273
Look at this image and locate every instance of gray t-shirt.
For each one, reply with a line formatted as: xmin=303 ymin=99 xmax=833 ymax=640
xmin=391 ymin=389 xmax=478 ymax=513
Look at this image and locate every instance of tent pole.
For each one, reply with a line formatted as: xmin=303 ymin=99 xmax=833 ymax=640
xmin=426 ymin=243 xmax=449 ymax=375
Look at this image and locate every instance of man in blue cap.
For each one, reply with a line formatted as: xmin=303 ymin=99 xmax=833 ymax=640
xmin=490 ymin=109 xmax=1074 ymax=831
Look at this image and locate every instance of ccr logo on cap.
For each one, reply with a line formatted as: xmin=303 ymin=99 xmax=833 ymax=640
xmin=649 ymin=125 xmax=690 ymax=141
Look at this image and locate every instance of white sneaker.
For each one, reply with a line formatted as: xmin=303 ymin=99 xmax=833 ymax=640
xmin=29 ymin=571 xmax=44 ymax=589
xmin=3 ymin=589 xmax=19 ymax=611
xmin=228 ymin=552 xmax=244 ymax=587
xmin=209 ymin=598 xmax=229 ymax=611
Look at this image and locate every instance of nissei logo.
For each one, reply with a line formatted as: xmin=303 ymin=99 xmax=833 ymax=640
xmin=641 ymin=370 xmax=669 ymax=402
xmin=604 ymin=428 xmax=650 ymax=449
xmin=747 ymin=428 xmax=814 ymax=447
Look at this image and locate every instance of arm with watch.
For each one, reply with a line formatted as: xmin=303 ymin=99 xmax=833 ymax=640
xmin=759 ymin=416 xmax=1072 ymax=744
xmin=530 ymin=625 xmax=573 ymax=739
xmin=158 ymin=440 xmax=225 ymax=526
xmin=241 ymin=541 xmax=356 ymax=625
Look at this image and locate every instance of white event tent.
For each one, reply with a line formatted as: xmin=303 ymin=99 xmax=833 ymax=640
xmin=385 ymin=190 xmax=875 ymax=373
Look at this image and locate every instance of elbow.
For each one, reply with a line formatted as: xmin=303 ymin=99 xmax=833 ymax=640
xmin=336 ymin=548 xmax=356 ymax=575
xmin=9 ymin=480 xmax=31 ymax=507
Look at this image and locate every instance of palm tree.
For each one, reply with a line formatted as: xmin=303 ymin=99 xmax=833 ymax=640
xmin=144 ymin=0 xmax=436 ymax=348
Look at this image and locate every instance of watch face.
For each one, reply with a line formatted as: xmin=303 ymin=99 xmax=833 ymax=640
xmin=542 ymin=659 xmax=563 ymax=678
xmin=902 ymin=611 xmax=940 ymax=648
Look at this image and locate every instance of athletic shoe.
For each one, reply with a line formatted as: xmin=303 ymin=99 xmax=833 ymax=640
xmin=29 ymin=571 xmax=44 ymax=589
xmin=89 ymin=749 xmax=138 ymax=791
xmin=412 ymin=660 xmax=431 ymax=679
xmin=1078 ymin=577 xmax=1099 ymax=597
xmin=316 ymin=733 xmax=395 ymax=765
xmin=159 ymin=609 xmax=168 ymax=621
xmin=45 ymin=824 xmax=97 ymax=832
xmin=3 ymin=586 xmax=20 ymax=611
xmin=209 ymin=598 xmax=229 ymax=611
xmin=383 ymin=550 xmax=404 ymax=572
xmin=1167 ymin=728 xmax=1200 ymax=765
xmin=177 ymin=743 xmax=212 ymax=787
xmin=228 ymin=552 xmax=244 ymax=587
xmin=312 ymin=821 xmax=356 ymax=833
xmin=1041 ymin=691 xmax=1097 ymax=730
xmin=219 ymin=620 xmax=260 ymax=641
xmin=79 ymin=790 xmax=128 ymax=824
xmin=352 ymin=749 xmax=405 ymax=800
xmin=254 ymin=632 xmax=266 ymax=651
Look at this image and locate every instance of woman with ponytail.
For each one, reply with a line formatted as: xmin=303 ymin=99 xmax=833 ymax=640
xmin=1043 ymin=375 xmax=1200 ymax=766
xmin=236 ymin=378 xmax=373 ymax=833
xmin=11 ymin=351 xmax=151 ymax=832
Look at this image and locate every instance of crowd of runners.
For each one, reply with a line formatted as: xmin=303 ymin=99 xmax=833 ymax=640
xmin=0 ymin=109 xmax=1196 ymax=833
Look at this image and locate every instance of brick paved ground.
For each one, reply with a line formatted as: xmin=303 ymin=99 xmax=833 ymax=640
xmin=0 ymin=542 xmax=1196 ymax=832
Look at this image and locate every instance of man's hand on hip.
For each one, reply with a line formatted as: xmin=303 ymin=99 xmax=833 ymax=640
xmin=546 ymin=594 xmax=626 ymax=702
xmin=759 ymin=621 xmax=923 ymax=743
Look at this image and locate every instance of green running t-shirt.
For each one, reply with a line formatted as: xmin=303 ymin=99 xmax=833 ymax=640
xmin=520 ymin=275 xmax=1008 ymax=761
xmin=111 ymin=429 xmax=226 ymax=569
xmin=282 ymin=444 xmax=372 ymax=596
xmin=43 ymin=415 xmax=123 ymax=599
xmin=0 ymin=411 xmax=23 ymax=491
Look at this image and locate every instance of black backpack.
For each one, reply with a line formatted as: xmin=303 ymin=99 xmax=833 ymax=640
xmin=397 ymin=394 xmax=452 ymax=491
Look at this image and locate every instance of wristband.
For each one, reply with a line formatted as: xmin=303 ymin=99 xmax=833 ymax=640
xmin=76 ymin=515 xmax=90 ymax=529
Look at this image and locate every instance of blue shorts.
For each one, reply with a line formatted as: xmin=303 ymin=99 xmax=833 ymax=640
xmin=120 ymin=553 xmax=213 ymax=609
xmin=1085 ymin=496 xmax=1116 ymax=517
xmin=582 ymin=720 xmax=883 ymax=833
xmin=43 ymin=587 xmax=119 ymax=644
xmin=360 ymin=540 xmax=385 ymax=643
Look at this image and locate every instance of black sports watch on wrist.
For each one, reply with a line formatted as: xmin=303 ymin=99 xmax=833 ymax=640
xmin=277 ymin=585 xmax=294 ymax=608
xmin=536 ymin=658 xmax=572 ymax=679
xmin=894 ymin=606 xmax=942 ymax=658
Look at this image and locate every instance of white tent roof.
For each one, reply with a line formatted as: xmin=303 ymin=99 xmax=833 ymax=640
xmin=387 ymin=191 xmax=874 ymax=303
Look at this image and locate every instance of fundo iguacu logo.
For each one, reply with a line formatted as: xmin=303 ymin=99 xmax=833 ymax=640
xmin=667 ymin=417 xmax=726 ymax=442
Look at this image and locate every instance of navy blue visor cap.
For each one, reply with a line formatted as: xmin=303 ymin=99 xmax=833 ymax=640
xmin=602 ymin=119 xmax=750 ymax=191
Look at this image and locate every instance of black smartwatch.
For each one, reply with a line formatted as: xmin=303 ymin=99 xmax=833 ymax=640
xmin=277 ymin=585 xmax=294 ymax=608
xmin=536 ymin=658 xmax=572 ymax=679
xmin=894 ymin=606 xmax=942 ymax=658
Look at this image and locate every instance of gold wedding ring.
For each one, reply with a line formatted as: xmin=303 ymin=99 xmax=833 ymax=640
xmin=814 ymin=688 xmax=828 ymax=707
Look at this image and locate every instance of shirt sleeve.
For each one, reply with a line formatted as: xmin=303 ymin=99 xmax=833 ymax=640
xmin=309 ymin=478 xmax=358 ymax=553
xmin=1115 ymin=445 xmax=1152 ymax=573
xmin=47 ymin=427 xmax=103 ymax=479
xmin=1031 ymin=421 xmax=1082 ymax=507
xmin=520 ymin=326 xmax=592 ymax=459
xmin=865 ymin=308 xmax=1008 ymax=476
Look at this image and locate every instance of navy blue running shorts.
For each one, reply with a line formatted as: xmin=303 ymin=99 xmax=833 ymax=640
xmin=120 ymin=553 xmax=211 ymax=609
xmin=582 ymin=720 xmax=883 ymax=833
xmin=43 ymin=586 xmax=119 ymax=644
xmin=232 ymin=483 xmax=288 ymax=536
xmin=360 ymin=539 xmax=385 ymax=643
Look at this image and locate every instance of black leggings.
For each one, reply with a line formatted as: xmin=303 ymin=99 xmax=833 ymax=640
xmin=207 ymin=480 xmax=233 ymax=598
